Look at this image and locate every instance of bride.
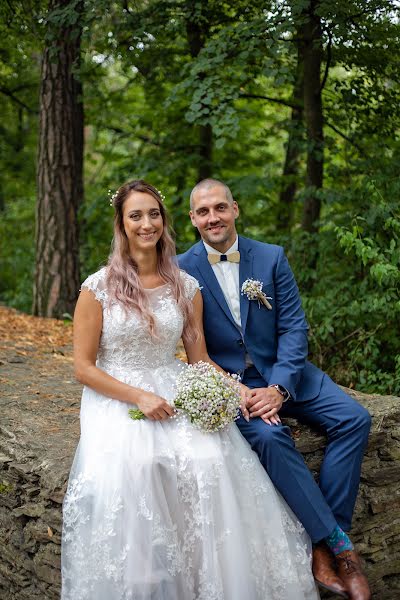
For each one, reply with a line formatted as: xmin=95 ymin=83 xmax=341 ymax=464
xmin=61 ymin=179 xmax=319 ymax=600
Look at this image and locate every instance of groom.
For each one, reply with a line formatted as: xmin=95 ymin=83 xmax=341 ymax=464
xmin=179 ymin=178 xmax=371 ymax=600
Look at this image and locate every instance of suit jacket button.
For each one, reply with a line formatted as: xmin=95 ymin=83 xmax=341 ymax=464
xmin=237 ymin=339 xmax=244 ymax=346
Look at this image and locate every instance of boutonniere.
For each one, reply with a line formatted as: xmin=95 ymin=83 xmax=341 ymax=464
xmin=241 ymin=279 xmax=272 ymax=310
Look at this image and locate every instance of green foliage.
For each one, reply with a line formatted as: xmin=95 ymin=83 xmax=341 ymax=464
xmin=0 ymin=2 xmax=40 ymax=312
xmin=1 ymin=0 xmax=400 ymax=394
xmin=0 ymin=194 xmax=35 ymax=312
xmin=289 ymin=173 xmax=400 ymax=395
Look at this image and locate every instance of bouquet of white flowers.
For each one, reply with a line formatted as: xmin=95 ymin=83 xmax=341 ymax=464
xmin=129 ymin=361 xmax=241 ymax=432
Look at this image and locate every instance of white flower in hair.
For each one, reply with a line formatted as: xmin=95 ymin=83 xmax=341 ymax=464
xmin=108 ymin=188 xmax=118 ymax=206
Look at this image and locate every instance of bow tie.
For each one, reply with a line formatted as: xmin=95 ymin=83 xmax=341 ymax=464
xmin=207 ymin=251 xmax=240 ymax=265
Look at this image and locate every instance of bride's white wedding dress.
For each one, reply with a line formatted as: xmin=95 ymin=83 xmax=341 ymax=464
xmin=61 ymin=268 xmax=319 ymax=600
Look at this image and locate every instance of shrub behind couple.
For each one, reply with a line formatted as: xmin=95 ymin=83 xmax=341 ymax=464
xmin=62 ymin=178 xmax=371 ymax=600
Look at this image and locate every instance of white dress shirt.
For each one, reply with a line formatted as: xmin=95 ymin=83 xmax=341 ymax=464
xmin=203 ymin=238 xmax=241 ymax=328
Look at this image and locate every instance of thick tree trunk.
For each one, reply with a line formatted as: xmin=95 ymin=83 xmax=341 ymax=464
xmin=186 ymin=1 xmax=213 ymax=182
xmin=277 ymin=46 xmax=304 ymax=232
xmin=299 ymin=0 xmax=324 ymax=234
xmin=33 ymin=0 xmax=84 ymax=317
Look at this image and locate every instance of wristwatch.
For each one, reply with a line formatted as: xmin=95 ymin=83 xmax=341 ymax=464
xmin=268 ymin=384 xmax=290 ymax=402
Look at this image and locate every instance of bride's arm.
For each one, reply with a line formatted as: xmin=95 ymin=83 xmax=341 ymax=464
xmin=183 ymin=290 xmax=250 ymax=420
xmin=73 ymin=289 xmax=174 ymax=420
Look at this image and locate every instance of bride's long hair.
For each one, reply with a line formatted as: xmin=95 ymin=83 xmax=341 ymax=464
xmin=106 ymin=180 xmax=196 ymax=340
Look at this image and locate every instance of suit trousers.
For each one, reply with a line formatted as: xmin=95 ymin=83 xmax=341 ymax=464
xmin=238 ymin=369 xmax=371 ymax=543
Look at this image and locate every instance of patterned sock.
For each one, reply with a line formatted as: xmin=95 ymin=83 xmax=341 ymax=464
xmin=324 ymin=525 xmax=354 ymax=556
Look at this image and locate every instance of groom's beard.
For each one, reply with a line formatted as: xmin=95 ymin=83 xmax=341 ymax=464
xmin=202 ymin=223 xmax=230 ymax=246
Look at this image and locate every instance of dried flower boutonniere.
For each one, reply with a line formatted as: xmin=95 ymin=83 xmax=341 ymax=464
xmin=241 ymin=278 xmax=272 ymax=310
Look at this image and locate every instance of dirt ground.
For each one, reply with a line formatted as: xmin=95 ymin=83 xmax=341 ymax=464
xmin=0 ymin=306 xmax=81 ymax=434
xmin=0 ymin=305 xmax=187 ymax=424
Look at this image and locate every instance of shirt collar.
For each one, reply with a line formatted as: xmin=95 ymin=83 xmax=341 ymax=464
xmin=203 ymin=236 xmax=238 ymax=256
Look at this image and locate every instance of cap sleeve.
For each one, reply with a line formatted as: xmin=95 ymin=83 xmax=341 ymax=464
xmin=81 ymin=267 xmax=108 ymax=306
xmin=180 ymin=270 xmax=200 ymax=301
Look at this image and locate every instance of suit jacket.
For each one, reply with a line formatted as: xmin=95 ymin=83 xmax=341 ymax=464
xmin=178 ymin=235 xmax=324 ymax=402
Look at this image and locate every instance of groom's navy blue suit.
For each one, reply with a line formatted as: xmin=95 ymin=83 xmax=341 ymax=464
xmin=179 ymin=235 xmax=371 ymax=542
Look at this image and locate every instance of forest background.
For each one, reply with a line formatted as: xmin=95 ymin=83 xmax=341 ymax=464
xmin=0 ymin=0 xmax=399 ymax=396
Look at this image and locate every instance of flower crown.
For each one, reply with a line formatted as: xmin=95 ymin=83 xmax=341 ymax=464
xmin=108 ymin=189 xmax=118 ymax=206
xmin=108 ymin=187 xmax=165 ymax=206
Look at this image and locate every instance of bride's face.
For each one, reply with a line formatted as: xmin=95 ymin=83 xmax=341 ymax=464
xmin=123 ymin=191 xmax=164 ymax=253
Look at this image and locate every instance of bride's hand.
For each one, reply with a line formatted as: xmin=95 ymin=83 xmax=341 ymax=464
xmin=239 ymin=384 xmax=251 ymax=422
xmin=136 ymin=391 xmax=175 ymax=421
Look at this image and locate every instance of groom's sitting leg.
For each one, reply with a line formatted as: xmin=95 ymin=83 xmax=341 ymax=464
xmin=239 ymin=370 xmax=371 ymax=599
xmin=235 ymin=413 xmax=337 ymax=542
xmin=284 ymin=374 xmax=371 ymax=532
xmin=235 ymin=414 xmax=352 ymax=596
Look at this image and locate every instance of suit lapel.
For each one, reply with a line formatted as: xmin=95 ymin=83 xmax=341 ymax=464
xmin=193 ymin=242 xmax=240 ymax=330
xmin=238 ymin=237 xmax=254 ymax=333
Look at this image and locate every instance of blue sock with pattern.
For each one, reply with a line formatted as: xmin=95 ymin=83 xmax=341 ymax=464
xmin=325 ymin=525 xmax=354 ymax=556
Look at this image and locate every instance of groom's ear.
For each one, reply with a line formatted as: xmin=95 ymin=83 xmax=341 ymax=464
xmin=233 ymin=201 xmax=239 ymax=219
xmin=189 ymin=210 xmax=197 ymax=227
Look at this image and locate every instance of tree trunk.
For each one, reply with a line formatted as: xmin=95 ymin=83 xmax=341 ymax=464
xmin=198 ymin=123 xmax=213 ymax=180
xmin=33 ymin=0 xmax=84 ymax=317
xmin=299 ymin=0 xmax=324 ymax=234
xmin=185 ymin=1 xmax=213 ymax=182
xmin=277 ymin=44 xmax=304 ymax=232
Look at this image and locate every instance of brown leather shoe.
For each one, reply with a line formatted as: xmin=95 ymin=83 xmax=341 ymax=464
xmin=336 ymin=549 xmax=371 ymax=600
xmin=313 ymin=544 xmax=349 ymax=598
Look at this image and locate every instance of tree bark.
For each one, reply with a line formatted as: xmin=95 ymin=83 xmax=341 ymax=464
xmin=33 ymin=0 xmax=84 ymax=317
xmin=198 ymin=123 xmax=213 ymax=180
xmin=185 ymin=1 xmax=213 ymax=182
xmin=277 ymin=44 xmax=304 ymax=232
xmin=299 ymin=0 xmax=324 ymax=234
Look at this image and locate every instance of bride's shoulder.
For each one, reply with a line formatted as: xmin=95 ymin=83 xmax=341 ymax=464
xmin=179 ymin=270 xmax=200 ymax=300
xmin=80 ymin=266 xmax=108 ymax=304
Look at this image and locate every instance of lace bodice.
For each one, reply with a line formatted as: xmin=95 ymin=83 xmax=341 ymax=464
xmin=81 ymin=268 xmax=199 ymax=373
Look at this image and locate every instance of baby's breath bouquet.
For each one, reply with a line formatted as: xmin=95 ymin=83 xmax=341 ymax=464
xmin=129 ymin=361 xmax=241 ymax=432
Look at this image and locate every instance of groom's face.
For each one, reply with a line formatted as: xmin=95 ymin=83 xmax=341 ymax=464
xmin=190 ymin=185 xmax=239 ymax=253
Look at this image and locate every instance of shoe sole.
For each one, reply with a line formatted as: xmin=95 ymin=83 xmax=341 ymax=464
xmin=314 ymin=577 xmax=349 ymax=598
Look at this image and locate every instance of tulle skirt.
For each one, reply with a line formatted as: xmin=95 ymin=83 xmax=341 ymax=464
xmin=61 ymin=360 xmax=319 ymax=600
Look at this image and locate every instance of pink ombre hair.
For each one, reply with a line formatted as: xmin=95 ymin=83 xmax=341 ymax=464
xmin=106 ymin=180 xmax=197 ymax=341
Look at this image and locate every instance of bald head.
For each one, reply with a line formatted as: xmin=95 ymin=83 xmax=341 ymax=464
xmin=189 ymin=178 xmax=234 ymax=209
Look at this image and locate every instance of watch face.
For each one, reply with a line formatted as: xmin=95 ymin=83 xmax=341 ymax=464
xmin=277 ymin=385 xmax=288 ymax=400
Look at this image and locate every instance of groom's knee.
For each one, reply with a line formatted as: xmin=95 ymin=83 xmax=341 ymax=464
xmin=237 ymin=418 xmax=295 ymax=459
xmin=350 ymin=402 xmax=371 ymax=444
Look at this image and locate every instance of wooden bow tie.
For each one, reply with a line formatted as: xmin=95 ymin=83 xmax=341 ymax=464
xmin=207 ymin=251 xmax=240 ymax=265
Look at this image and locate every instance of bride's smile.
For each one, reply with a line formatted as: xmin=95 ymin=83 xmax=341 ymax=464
xmin=123 ymin=191 xmax=164 ymax=253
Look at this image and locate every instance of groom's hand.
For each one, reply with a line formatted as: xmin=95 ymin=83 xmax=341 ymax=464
xmin=247 ymin=387 xmax=282 ymax=425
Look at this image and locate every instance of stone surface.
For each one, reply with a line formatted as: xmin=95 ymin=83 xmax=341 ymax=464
xmin=0 ymin=330 xmax=399 ymax=599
